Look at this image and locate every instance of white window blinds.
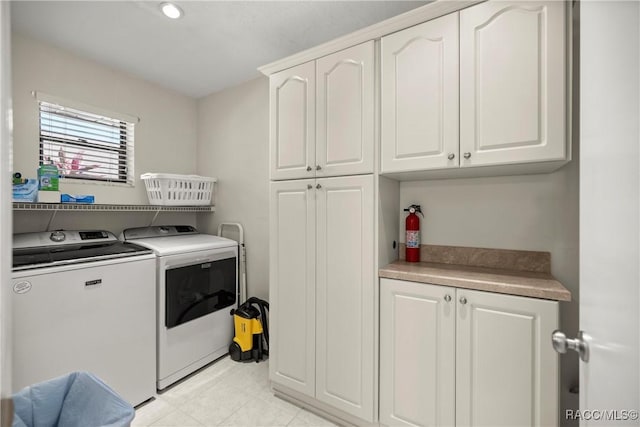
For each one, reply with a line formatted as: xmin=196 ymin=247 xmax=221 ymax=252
xmin=38 ymin=100 xmax=135 ymax=185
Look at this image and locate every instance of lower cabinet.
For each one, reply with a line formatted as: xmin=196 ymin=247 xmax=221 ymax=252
xmin=380 ymin=279 xmax=456 ymax=426
xmin=380 ymin=278 xmax=559 ymax=427
xmin=269 ymin=175 xmax=375 ymax=422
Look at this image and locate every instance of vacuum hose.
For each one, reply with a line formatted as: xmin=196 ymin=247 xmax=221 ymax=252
xmin=244 ymin=297 xmax=269 ymax=351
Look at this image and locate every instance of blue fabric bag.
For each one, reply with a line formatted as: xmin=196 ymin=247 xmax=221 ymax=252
xmin=12 ymin=371 xmax=134 ymax=427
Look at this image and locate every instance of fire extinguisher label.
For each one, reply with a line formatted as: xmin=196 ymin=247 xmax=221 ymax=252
xmin=406 ymin=230 xmax=420 ymax=248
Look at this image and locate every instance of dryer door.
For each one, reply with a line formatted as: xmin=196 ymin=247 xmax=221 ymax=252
xmin=163 ymin=249 xmax=237 ymax=328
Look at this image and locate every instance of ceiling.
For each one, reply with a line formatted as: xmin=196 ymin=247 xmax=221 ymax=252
xmin=11 ymin=1 xmax=428 ymax=99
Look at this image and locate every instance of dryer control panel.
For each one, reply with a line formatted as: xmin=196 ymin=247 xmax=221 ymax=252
xmin=122 ymin=225 xmax=198 ymax=240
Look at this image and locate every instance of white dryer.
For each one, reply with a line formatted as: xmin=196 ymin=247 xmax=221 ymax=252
xmin=122 ymin=225 xmax=238 ymax=390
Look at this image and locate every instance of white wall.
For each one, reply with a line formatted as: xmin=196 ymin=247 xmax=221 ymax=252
xmin=11 ymin=33 xmax=199 ymax=234
xmin=196 ymin=77 xmax=270 ymax=301
xmin=11 ymin=32 xmax=198 ymax=205
xmin=399 ymin=167 xmax=578 ymax=259
xmin=0 ymin=2 xmax=12 ymax=422
xmin=13 ymin=211 xmax=197 ymax=236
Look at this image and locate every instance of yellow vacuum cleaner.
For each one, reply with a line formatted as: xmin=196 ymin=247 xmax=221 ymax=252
xmin=229 ymin=297 xmax=269 ymax=362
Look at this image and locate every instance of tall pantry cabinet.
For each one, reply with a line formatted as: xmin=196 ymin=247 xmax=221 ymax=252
xmin=268 ymin=41 xmax=376 ymax=422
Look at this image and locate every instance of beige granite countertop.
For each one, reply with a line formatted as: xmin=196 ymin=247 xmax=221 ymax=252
xmin=379 ymin=260 xmax=571 ymax=302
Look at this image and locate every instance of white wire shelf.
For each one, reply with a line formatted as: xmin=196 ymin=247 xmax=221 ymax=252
xmin=12 ymin=203 xmax=215 ymax=213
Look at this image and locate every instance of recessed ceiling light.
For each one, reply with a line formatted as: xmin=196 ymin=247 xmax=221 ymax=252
xmin=160 ymin=2 xmax=183 ymax=19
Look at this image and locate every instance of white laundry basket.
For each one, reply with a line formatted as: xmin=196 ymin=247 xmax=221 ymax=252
xmin=141 ymin=173 xmax=217 ymax=206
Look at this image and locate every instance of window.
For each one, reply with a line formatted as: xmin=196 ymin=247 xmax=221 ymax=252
xmin=38 ymin=97 xmax=135 ymax=185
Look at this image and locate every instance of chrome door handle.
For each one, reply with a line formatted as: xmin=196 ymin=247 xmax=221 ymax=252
xmin=444 ymin=294 xmax=452 ymax=302
xmin=316 ymin=165 xmax=322 ymax=171
xmin=447 ymin=153 xmax=455 ymax=160
xmin=552 ymin=330 xmax=590 ymax=362
xmin=316 ymin=184 xmax=322 ymax=189
xmin=459 ymin=296 xmax=467 ymax=305
xmin=306 ymin=166 xmax=312 ymax=172
xmin=463 ymin=152 xmax=471 ymax=159
xmin=307 ymin=184 xmax=312 ymax=190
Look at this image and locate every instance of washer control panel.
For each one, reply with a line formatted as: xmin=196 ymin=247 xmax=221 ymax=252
xmin=14 ymin=230 xmax=117 ymax=249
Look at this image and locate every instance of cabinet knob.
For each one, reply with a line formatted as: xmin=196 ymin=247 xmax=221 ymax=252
xmin=307 ymin=184 xmax=312 ymax=190
xmin=463 ymin=152 xmax=471 ymax=159
xmin=447 ymin=153 xmax=455 ymax=160
xmin=306 ymin=166 xmax=312 ymax=172
xmin=552 ymin=330 xmax=590 ymax=362
xmin=444 ymin=294 xmax=451 ymax=302
xmin=459 ymin=296 xmax=467 ymax=305
xmin=316 ymin=184 xmax=322 ymax=189
xmin=316 ymin=165 xmax=322 ymax=171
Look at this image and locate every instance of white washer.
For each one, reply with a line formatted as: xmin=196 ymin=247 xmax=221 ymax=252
xmin=12 ymin=230 xmax=156 ymax=406
xmin=122 ymin=225 xmax=238 ymax=390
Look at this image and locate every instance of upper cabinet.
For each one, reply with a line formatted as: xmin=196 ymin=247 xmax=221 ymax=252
xmin=460 ymin=1 xmax=567 ymax=167
xmin=270 ymin=42 xmax=375 ymax=181
xmin=317 ymin=43 xmax=375 ymax=178
xmin=381 ymin=13 xmax=460 ymax=173
xmin=270 ymin=62 xmax=316 ymax=181
xmin=381 ymin=1 xmax=568 ymax=176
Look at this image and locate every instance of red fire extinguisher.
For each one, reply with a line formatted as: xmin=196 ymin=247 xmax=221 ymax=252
xmin=404 ymin=204 xmax=423 ymax=262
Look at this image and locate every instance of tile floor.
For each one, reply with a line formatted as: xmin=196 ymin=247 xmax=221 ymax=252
xmin=132 ymin=357 xmax=337 ymax=427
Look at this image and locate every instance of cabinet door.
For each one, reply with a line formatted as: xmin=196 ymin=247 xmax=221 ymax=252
xmin=315 ymin=175 xmax=374 ymax=421
xmin=456 ymin=289 xmax=559 ymax=427
xmin=379 ymin=279 xmax=455 ymax=427
xmin=316 ymin=42 xmax=374 ymax=177
xmin=269 ymin=180 xmax=316 ymax=396
xmin=270 ymin=62 xmax=316 ymax=180
xmin=460 ymin=1 xmax=567 ymax=167
xmin=381 ymin=13 xmax=460 ymax=173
